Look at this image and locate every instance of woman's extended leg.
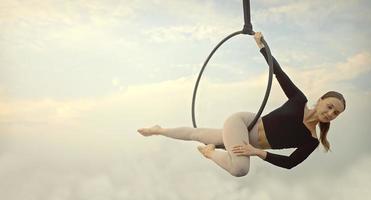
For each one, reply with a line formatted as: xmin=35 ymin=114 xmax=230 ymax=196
xmin=205 ymin=112 xmax=260 ymax=177
xmin=138 ymin=125 xmax=224 ymax=146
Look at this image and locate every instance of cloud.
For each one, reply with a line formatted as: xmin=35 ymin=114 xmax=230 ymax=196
xmin=0 ymin=1 xmax=370 ymax=198
xmin=286 ymin=51 xmax=371 ymax=96
xmin=1 ymin=114 xmax=370 ymax=200
xmin=1 ymin=50 xmax=369 ymax=131
xmin=0 ymin=98 xmax=97 ymax=128
xmin=144 ymin=24 xmax=235 ymax=43
xmin=0 ymin=73 xmax=370 ymax=200
xmin=252 ymin=155 xmax=371 ymax=199
xmin=0 ymin=0 xmax=136 ymax=25
xmin=0 ymin=0 xmax=237 ymax=46
xmin=255 ymin=0 xmax=362 ymax=26
xmin=111 ymin=77 xmax=120 ymax=87
xmin=331 ymin=52 xmax=371 ymax=81
xmin=0 ymin=0 xmax=140 ymax=52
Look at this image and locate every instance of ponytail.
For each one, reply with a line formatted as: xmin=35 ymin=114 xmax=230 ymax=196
xmin=319 ymin=122 xmax=331 ymax=152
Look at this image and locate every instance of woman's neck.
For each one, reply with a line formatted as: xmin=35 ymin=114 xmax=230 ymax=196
xmin=304 ymin=106 xmax=319 ymax=128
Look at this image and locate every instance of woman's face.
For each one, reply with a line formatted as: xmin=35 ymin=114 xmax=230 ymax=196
xmin=316 ymin=97 xmax=345 ymax=123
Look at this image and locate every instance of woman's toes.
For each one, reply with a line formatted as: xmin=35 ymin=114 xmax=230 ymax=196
xmin=137 ymin=128 xmax=150 ymax=136
xmin=197 ymin=146 xmax=204 ymax=153
xmin=206 ymin=144 xmax=215 ymax=151
xmin=197 ymin=144 xmax=215 ymax=159
xmin=197 ymin=146 xmax=206 ymax=157
xmin=137 ymin=125 xmax=162 ymax=136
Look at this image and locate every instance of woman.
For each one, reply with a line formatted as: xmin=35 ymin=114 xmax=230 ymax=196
xmin=137 ymin=32 xmax=346 ymax=177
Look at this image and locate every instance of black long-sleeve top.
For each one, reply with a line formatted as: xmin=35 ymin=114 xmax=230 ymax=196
xmin=260 ymin=48 xmax=319 ymax=169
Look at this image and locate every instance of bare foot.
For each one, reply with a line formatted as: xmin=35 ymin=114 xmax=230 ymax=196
xmin=137 ymin=125 xmax=163 ymax=136
xmin=197 ymin=144 xmax=215 ymax=159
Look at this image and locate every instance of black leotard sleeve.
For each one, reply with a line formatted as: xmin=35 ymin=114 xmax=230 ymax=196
xmin=264 ymin=139 xmax=319 ymax=169
xmin=260 ymin=48 xmax=304 ymax=99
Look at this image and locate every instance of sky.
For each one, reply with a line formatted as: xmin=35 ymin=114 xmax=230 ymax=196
xmin=0 ymin=0 xmax=371 ymax=199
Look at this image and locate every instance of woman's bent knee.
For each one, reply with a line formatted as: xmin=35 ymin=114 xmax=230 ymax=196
xmin=230 ymin=166 xmax=250 ymax=177
xmin=224 ymin=112 xmax=244 ymax=126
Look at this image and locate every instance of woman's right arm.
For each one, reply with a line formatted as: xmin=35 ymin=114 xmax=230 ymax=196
xmin=255 ymin=32 xmax=304 ymax=99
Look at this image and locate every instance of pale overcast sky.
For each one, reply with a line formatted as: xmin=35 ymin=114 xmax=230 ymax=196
xmin=1 ymin=0 xmax=371 ymax=199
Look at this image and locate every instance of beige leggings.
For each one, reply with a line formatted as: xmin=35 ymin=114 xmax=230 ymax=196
xmin=161 ymin=112 xmax=261 ymax=177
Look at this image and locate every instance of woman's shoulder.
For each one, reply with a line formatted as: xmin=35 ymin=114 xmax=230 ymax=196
xmin=296 ymin=91 xmax=308 ymax=102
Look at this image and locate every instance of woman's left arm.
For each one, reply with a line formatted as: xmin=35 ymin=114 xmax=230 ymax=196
xmin=233 ymin=140 xmax=319 ymax=169
xmin=256 ymin=149 xmax=268 ymax=160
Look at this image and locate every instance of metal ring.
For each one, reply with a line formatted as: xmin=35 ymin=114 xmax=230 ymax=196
xmin=191 ymin=30 xmax=274 ymax=149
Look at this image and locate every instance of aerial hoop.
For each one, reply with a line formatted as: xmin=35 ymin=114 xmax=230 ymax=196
xmin=191 ymin=0 xmax=274 ymax=148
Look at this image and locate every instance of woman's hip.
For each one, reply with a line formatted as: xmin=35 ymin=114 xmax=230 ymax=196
xmin=223 ymin=112 xmax=261 ymax=148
